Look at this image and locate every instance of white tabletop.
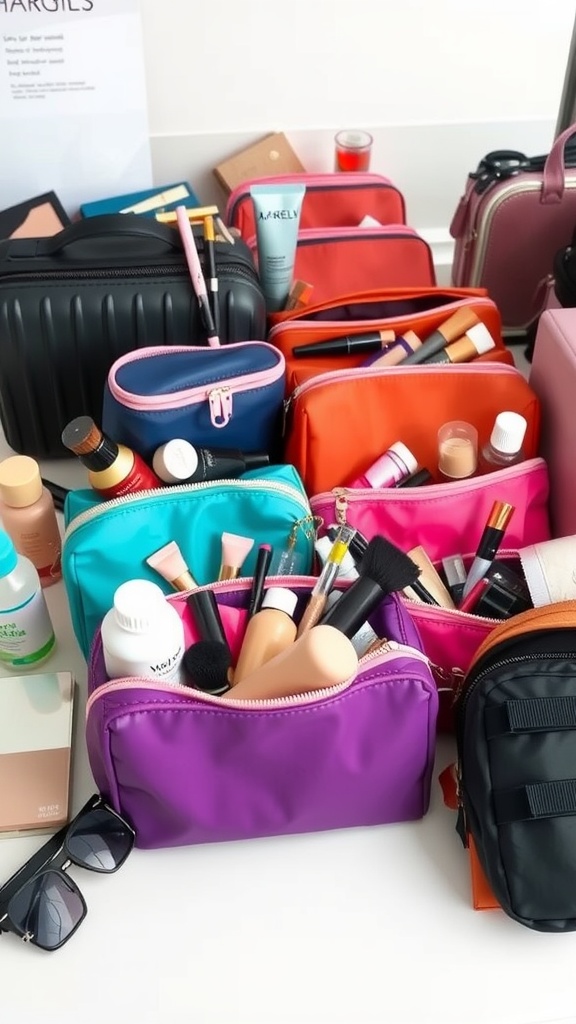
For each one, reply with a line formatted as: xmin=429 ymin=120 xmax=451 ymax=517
xmin=0 ymin=438 xmax=575 ymax=1024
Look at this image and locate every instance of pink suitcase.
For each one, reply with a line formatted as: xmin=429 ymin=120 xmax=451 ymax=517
xmin=529 ymin=308 xmax=576 ymax=537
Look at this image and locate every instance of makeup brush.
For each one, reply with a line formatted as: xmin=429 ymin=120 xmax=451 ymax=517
xmin=183 ymin=640 xmax=231 ymax=696
xmin=318 ymin=535 xmax=421 ymax=639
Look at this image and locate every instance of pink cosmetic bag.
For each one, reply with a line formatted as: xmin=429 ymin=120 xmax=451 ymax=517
xmin=310 ymin=457 xmax=551 ymax=565
xmin=311 ymin=459 xmax=552 ymax=731
xmin=530 ymin=308 xmax=576 ymax=538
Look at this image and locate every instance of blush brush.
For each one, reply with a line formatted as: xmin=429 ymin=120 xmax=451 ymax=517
xmin=318 ymin=535 xmax=421 ymax=639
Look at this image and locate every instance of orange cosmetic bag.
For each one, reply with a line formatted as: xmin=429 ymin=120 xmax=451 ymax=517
xmin=268 ymin=285 xmax=509 ymax=398
xmin=277 ymin=289 xmax=521 ymax=496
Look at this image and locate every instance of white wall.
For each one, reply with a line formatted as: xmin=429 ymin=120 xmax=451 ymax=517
xmin=139 ymin=0 xmax=576 ymax=275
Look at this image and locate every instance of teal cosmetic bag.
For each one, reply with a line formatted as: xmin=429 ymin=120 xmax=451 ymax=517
xmin=62 ymin=464 xmax=315 ymax=659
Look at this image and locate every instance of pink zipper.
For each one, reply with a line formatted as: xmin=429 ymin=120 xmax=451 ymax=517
xmin=286 ymin=359 xmax=525 ymax=413
xmin=226 ymin=172 xmax=401 ymax=227
xmin=86 ymin=641 xmax=430 ymax=716
xmin=106 ymin=343 xmax=285 ymax=430
xmin=86 ymin=574 xmax=430 ymax=714
xmin=268 ymin=295 xmax=496 ymax=347
xmin=310 ymin=458 xmax=547 ymax=517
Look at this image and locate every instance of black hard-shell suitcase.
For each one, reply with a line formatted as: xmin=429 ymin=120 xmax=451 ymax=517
xmin=0 ymin=215 xmax=266 ymax=457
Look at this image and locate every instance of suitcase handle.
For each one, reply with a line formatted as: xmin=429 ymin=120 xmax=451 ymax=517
xmin=542 ymin=123 xmax=576 ymax=204
xmin=39 ymin=214 xmax=183 ymax=257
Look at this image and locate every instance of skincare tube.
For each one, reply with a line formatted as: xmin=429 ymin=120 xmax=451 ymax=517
xmin=347 ymin=441 xmax=418 ymax=489
xmin=398 ymin=308 xmax=481 ymax=365
xmin=229 ymin=624 xmax=358 ymax=701
xmin=218 ymin=532 xmax=255 ymax=581
xmin=152 ymin=440 xmax=269 ymax=485
xmin=145 ymin=540 xmax=197 ymax=592
xmin=250 ymin=183 xmax=305 ymax=312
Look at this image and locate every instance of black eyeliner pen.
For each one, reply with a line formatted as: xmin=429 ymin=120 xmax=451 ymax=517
xmin=203 ymin=214 xmax=220 ymax=339
xmin=247 ymin=543 xmax=273 ymax=618
xmin=42 ymin=478 xmax=69 ymax=512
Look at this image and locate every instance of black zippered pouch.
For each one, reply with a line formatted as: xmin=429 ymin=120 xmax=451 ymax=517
xmin=0 ymin=214 xmax=266 ymax=458
xmin=455 ymin=602 xmax=576 ymax=932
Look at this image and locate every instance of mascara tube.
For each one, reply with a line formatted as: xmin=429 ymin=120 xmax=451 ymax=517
xmin=292 ymin=330 xmax=396 ymax=359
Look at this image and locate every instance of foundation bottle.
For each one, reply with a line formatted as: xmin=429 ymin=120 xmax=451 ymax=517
xmin=61 ymin=416 xmax=161 ymax=499
xmin=0 ymin=456 xmax=62 ymax=587
xmin=437 ymin=421 xmax=478 ymax=482
xmin=232 ymin=586 xmax=298 ymax=685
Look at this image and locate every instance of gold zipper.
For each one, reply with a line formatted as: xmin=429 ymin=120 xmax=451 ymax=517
xmin=63 ymin=477 xmax=311 ymax=543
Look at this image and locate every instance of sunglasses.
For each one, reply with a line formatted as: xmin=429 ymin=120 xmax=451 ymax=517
xmin=0 ymin=794 xmax=135 ymax=951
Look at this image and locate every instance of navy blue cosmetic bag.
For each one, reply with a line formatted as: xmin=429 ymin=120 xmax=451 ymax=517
xmin=102 ymin=342 xmax=286 ymax=460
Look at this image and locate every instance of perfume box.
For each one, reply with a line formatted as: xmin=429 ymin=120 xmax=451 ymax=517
xmin=214 ymin=132 xmax=306 ymax=194
xmin=0 ymin=672 xmax=76 ymax=837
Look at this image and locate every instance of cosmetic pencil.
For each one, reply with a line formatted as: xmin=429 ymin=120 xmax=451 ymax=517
xmin=296 ymin=526 xmax=356 ymax=636
xmin=175 ymin=205 xmax=220 ymax=348
xmin=247 ymin=543 xmax=273 ymax=618
xmin=397 ymin=307 xmax=481 ymax=366
xmin=203 ymin=214 xmax=220 ymax=339
xmin=461 ymin=500 xmax=515 ymax=599
xmin=458 ymin=576 xmax=491 ymax=615
xmin=408 ymin=579 xmax=441 ymax=607
xmin=292 ymin=330 xmax=396 ymax=359
xmin=41 ymin=478 xmax=69 ymax=512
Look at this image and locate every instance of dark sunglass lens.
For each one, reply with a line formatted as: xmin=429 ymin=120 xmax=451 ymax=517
xmin=8 ymin=870 xmax=85 ymax=950
xmin=66 ymin=808 xmax=133 ymax=872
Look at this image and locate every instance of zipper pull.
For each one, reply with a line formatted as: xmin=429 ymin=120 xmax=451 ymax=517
xmin=332 ymin=487 xmax=349 ymax=526
xmin=208 ymin=387 xmax=233 ymax=428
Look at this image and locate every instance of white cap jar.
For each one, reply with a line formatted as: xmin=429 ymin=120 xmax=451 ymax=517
xmin=101 ymin=579 xmax=185 ymax=684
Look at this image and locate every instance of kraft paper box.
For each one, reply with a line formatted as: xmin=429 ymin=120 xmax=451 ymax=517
xmin=214 ymin=132 xmax=306 ymax=194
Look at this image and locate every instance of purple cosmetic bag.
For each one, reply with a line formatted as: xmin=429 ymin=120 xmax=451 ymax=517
xmin=86 ymin=578 xmax=438 ymax=849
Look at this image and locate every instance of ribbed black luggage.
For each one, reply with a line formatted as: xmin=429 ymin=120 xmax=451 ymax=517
xmin=0 ymin=215 xmax=266 ymax=457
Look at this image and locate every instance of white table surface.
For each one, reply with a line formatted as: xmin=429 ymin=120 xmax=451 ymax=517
xmin=1 ymin=438 xmax=576 ymax=1024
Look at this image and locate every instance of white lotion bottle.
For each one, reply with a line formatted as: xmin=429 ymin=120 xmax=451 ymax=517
xmin=101 ymin=579 xmax=185 ymax=684
xmin=0 ymin=528 xmax=56 ymax=669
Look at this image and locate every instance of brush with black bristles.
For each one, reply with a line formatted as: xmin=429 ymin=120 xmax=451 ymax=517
xmin=183 ymin=640 xmax=232 ymax=696
xmin=318 ymin=535 xmax=422 ymax=638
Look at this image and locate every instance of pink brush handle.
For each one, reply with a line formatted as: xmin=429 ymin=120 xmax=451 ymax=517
xmin=175 ymin=205 xmax=220 ymax=347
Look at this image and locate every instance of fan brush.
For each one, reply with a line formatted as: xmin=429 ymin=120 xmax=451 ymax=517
xmin=318 ymin=535 xmax=421 ymax=639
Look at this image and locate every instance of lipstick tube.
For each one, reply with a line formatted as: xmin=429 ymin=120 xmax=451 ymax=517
xmin=461 ymin=500 xmax=515 ymax=599
xmin=292 ymin=329 xmax=395 ymax=359
xmin=398 ymin=307 xmax=481 ymax=366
